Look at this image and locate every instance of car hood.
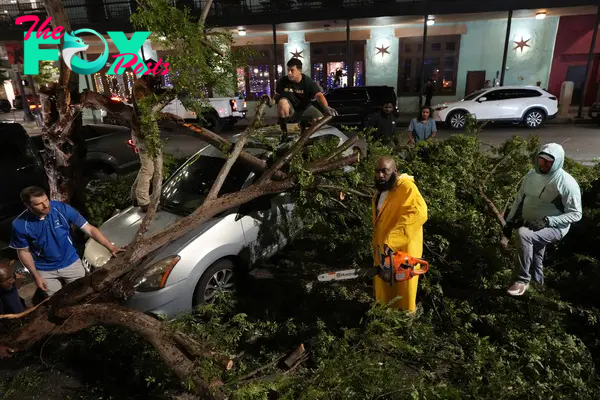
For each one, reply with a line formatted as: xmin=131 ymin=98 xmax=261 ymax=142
xmin=84 ymin=207 xmax=182 ymax=268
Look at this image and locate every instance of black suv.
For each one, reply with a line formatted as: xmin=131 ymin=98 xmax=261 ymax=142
xmin=321 ymin=86 xmax=398 ymax=127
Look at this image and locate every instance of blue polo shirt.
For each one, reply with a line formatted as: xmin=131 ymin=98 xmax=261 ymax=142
xmin=9 ymin=201 xmax=88 ymax=272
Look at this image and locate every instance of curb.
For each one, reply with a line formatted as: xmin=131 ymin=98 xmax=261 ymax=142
xmin=546 ymin=118 xmax=598 ymax=125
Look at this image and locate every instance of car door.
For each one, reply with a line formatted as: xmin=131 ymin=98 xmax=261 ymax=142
xmin=469 ymin=89 xmax=506 ymax=120
xmin=502 ymin=89 xmax=542 ymax=119
xmin=237 ymin=189 xmax=287 ymax=263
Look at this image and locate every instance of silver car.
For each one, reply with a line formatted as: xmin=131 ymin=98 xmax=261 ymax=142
xmin=82 ymin=126 xmax=366 ymax=319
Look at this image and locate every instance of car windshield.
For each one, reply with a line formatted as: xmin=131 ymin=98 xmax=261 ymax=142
xmin=463 ymin=89 xmax=487 ymax=101
xmin=160 ymin=150 xmax=251 ymax=216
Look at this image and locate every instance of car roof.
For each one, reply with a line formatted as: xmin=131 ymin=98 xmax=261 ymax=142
xmin=484 ymin=85 xmax=543 ymax=90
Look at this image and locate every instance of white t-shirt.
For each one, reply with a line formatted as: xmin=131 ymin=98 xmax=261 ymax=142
xmin=377 ymin=191 xmax=389 ymax=213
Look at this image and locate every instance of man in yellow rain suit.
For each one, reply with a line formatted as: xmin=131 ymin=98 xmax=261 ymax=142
xmin=372 ymin=156 xmax=428 ymax=311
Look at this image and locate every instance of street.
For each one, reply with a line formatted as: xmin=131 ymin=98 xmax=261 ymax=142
xmin=2 ymin=110 xmax=599 ymax=164
xmin=172 ymin=120 xmax=600 ymax=165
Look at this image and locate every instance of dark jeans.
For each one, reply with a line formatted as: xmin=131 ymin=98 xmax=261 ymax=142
xmin=0 ymin=284 xmax=25 ymax=314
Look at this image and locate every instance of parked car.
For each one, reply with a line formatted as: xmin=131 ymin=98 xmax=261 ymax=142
xmin=160 ymin=93 xmax=247 ymax=133
xmin=320 ymin=86 xmax=398 ymax=127
xmin=82 ymin=126 xmax=366 ymax=318
xmin=0 ymin=99 xmax=11 ymax=113
xmin=0 ymin=123 xmax=48 ymax=250
xmin=30 ymin=124 xmax=140 ymax=182
xmin=588 ymin=102 xmax=600 ymax=125
xmin=0 ymin=122 xmax=139 ymax=251
xmin=432 ymin=86 xmax=558 ymax=129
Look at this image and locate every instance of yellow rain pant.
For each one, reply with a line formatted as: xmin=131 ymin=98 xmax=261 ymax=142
xmin=372 ymin=174 xmax=428 ymax=312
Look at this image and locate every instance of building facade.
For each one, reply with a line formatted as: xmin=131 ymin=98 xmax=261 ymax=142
xmin=227 ymin=9 xmax=594 ymax=111
xmin=0 ymin=1 xmax=598 ymax=112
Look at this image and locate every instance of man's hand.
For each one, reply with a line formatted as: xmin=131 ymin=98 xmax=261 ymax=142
xmin=109 ymin=245 xmax=125 ymax=257
xmin=526 ymin=218 xmax=548 ymax=231
xmin=34 ymin=275 xmax=48 ymax=291
xmin=324 ymin=106 xmax=338 ymax=117
xmin=0 ymin=346 xmax=15 ymax=358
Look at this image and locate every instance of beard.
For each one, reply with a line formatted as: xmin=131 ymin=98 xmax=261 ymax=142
xmin=375 ymin=172 xmax=397 ymax=192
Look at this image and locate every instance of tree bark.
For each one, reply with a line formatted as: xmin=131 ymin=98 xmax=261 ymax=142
xmin=38 ymin=0 xmax=82 ymax=203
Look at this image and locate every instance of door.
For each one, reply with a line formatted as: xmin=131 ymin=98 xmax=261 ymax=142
xmin=465 ymin=71 xmax=486 ymax=97
xmin=566 ymin=65 xmax=587 ymax=106
xmin=237 ymin=192 xmax=294 ymax=263
xmin=500 ymin=89 xmax=542 ymax=119
xmin=468 ymin=89 xmax=506 ymax=120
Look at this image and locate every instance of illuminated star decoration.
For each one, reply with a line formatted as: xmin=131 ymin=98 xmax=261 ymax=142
xmin=290 ymin=48 xmax=304 ymax=58
xmin=513 ymin=37 xmax=531 ymax=53
xmin=375 ymin=44 xmax=390 ymax=58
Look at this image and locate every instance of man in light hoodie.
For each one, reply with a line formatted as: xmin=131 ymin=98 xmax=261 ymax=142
xmin=504 ymin=143 xmax=582 ymax=296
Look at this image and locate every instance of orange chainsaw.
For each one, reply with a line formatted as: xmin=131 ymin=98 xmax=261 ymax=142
xmin=317 ymin=247 xmax=429 ymax=285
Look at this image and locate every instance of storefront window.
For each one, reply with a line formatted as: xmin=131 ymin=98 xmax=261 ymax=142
xmin=311 ymin=41 xmax=366 ymax=90
xmin=353 ymin=61 xmax=364 ymax=87
xmin=249 ymin=65 xmax=271 ymax=98
xmin=313 ymin=63 xmax=325 ymax=90
xmin=398 ymin=35 xmax=460 ymax=96
xmin=327 ymin=61 xmax=347 ymax=89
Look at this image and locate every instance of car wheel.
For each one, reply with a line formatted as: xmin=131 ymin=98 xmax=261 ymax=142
xmin=523 ymin=109 xmax=546 ymax=129
xmin=199 ymin=113 xmax=223 ymax=134
xmin=448 ymin=111 xmax=467 ymax=130
xmin=193 ymin=259 xmax=237 ymax=306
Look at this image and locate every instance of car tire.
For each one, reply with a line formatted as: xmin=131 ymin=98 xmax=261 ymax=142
xmin=523 ymin=109 xmax=546 ymax=129
xmin=199 ymin=112 xmax=223 ymax=134
xmin=193 ymin=259 xmax=237 ymax=306
xmin=447 ymin=111 xmax=467 ymax=130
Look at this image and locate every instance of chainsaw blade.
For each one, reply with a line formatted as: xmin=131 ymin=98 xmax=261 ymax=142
xmin=317 ymin=267 xmax=378 ymax=282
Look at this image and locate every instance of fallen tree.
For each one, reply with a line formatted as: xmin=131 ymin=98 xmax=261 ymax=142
xmin=2 ymin=0 xmax=362 ymax=398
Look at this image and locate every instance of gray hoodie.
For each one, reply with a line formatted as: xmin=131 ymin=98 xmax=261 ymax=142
xmin=506 ymin=143 xmax=582 ymax=237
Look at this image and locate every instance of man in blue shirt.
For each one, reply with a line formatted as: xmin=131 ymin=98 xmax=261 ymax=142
xmin=10 ymin=186 xmax=123 ymax=297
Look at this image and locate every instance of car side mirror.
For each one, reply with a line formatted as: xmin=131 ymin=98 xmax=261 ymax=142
xmin=478 ymin=97 xmax=487 ymax=102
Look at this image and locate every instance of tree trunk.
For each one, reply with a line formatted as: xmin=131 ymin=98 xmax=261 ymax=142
xmin=39 ymin=0 xmax=82 ymax=203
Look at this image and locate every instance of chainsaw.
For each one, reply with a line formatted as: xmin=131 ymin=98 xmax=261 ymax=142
xmin=317 ymin=246 xmax=429 ymax=286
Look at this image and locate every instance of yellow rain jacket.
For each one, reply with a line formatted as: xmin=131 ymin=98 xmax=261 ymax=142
xmin=372 ymin=174 xmax=428 ymax=311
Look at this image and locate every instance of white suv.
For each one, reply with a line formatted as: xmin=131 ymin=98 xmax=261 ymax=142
xmin=433 ymin=86 xmax=558 ymax=130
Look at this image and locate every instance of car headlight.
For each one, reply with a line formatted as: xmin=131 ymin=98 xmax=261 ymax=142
xmin=134 ymin=256 xmax=181 ymax=292
xmin=434 ymin=106 xmax=448 ymax=111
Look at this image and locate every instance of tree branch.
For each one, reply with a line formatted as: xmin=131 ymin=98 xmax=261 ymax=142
xmin=57 ymin=303 xmax=224 ymax=399
xmin=206 ymin=136 xmax=248 ymax=201
xmin=318 ymin=185 xmax=372 ymax=199
xmin=317 ymin=134 xmax=359 ymax=166
xmin=478 ymin=185 xmax=510 ymax=251
xmin=308 ymin=151 xmax=360 ymax=175
xmin=132 ymin=179 xmax=295 ymax=263
xmin=199 ymin=0 xmax=213 ymax=25
xmin=206 ymin=94 xmax=270 ymax=201
xmin=259 ymin=116 xmax=332 ymax=183
xmin=178 ymin=122 xmax=286 ymax=180
xmin=80 ymin=90 xmax=132 ymax=126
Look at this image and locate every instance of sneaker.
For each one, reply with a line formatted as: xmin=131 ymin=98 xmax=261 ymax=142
xmin=507 ymin=281 xmax=530 ymax=296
